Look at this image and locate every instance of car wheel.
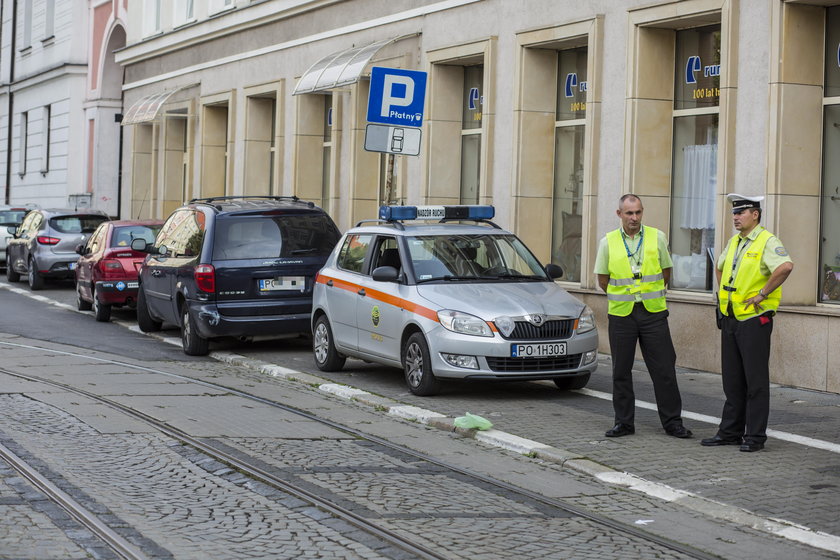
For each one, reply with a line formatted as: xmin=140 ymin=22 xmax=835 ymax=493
xmin=93 ymin=287 xmax=111 ymax=322
xmin=313 ymin=315 xmax=346 ymax=371
xmin=136 ymin=287 xmax=162 ymax=332
xmin=76 ymin=285 xmax=92 ymax=311
xmin=402 ymin=332 xmax=440 ymax=396
xmin=27 ymin=258 xmax=44 ymax=290
xmin=553 ymin=372 xmax=590 ymax=391
xmin=6 ymin=255 xmax=20 ymax=282
xmin=181 ymin=305 xmax=209 ymax=356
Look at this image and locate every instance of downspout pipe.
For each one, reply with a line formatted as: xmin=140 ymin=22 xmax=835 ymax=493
xmin=4 ymin=0 xmax=18 ymax=205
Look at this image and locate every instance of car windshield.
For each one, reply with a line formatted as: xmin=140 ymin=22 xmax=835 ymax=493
xmin=406 ymin=234 xmax=550 ymax=282
xmin=110 ymin=225 xmax=163 ymax=247
xmin=49 ymin=215 xmax=108 ymax=234
xmin=0 ymin=210 xmax=26 ymax=226
xmin=213 ymin=214 xmax=341 ymax=260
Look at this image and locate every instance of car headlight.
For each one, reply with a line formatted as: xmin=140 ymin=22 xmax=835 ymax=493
xmin=437 ymin=310 xmax=494 ymax=337
xmin=576 ymin=305 xmax=596 ymax=333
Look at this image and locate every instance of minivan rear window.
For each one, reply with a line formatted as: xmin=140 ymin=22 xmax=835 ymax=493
xmin=50 ymin=215 xmax=108 ymax=234
xmin=213 ymin=214 xmax=340 ymax=260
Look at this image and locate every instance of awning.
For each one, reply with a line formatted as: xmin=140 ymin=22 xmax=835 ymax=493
xmin=293 ymin=34 xmax=417 ymax=95
xmin=121 ymin=84 xmax=193 ymax=126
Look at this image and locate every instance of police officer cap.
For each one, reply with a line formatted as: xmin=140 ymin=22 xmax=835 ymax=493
xmin=727 ymin=193 xmax=763 ymax=213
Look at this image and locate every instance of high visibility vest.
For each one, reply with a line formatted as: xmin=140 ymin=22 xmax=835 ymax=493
xmin=606 ymin=226 xmax=667 ymax=317
xmin=718 ymin=228 xmax=781 ymax=320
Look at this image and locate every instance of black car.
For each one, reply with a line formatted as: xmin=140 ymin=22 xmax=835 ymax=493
xmin=132 ymin=196 xmax=341 ymax=356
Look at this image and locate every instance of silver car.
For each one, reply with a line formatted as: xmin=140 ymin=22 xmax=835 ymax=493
xmin=0 ymin=206 xmax=29 ymax=268
xmin=6 ymin=208 xmax=109 ymax=290
xmin=311 ymin=205 xmax=598 ymax=396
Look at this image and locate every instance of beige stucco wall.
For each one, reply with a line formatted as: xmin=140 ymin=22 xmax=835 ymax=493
xmin=116 ymin=0 xmax=840 ymax=393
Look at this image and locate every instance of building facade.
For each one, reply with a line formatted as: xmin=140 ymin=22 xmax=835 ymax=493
xmin=0 ymin=0 xmax=126 ymax=215
xmin=115 ymin=0 xmax=840 ymax=393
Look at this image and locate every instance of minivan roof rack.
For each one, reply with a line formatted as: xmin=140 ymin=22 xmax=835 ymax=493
xmin=189 ymin=195 xmax=301 ymax=204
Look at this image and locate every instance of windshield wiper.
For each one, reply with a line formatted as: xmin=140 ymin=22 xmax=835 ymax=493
xmin=480 ymin=274 xmax=546 ymax=281
xmin=416 ymin=275 xmax=476 ymax=283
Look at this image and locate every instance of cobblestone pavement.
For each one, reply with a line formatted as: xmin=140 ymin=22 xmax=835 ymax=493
xmin=2 ymin=278 xmax=840 ymax=559
xmin=0 ymin=346 xmax=720 ymax=560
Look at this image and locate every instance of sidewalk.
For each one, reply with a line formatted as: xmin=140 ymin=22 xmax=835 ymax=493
xmin=196 ymin=343 xmax=840 ymax=557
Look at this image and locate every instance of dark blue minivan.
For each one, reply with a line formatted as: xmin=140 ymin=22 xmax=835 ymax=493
xmin=132 ymin=196 xmax=341 ymax=355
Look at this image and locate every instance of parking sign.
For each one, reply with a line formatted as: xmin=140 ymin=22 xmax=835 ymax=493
xmin=367 ymin=67 xmax=427 ymax=127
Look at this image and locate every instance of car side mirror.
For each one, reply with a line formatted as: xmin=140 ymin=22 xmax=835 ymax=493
xmin=372 ymin=266 xmax=400 ymax=282
xmin=75 ymin=244 xmax=86 ymax=255
xmin=157 ymin=244 xmax=169 ymax=257
xmin=545 ymin=263 xmax=563 ymax=280
xmin=7 ymin=226 xmax=17 ymax=236
xmin=130 ymin=238 xmax=148 ymax=252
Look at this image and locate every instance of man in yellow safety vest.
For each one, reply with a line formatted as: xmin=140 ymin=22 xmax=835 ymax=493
xmin=595 ymin=194 xmax=692 ymax=439
xmin=701 ymin=194 xmax=793 ymax=452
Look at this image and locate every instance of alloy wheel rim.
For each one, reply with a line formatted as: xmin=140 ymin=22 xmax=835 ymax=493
xmin=405 ymin=343 xmax=423 ymax=387
xmin=93 ymin=289 xmax=99 ymax=314
xmin=314 ymin=323 xmax=328 ymax=363
xmin=183 ymin=311 xmax=191 ymax=344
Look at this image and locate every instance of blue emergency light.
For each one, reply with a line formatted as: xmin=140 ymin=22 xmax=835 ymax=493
xmin=379 ymin=205 xmax=495 ymax=221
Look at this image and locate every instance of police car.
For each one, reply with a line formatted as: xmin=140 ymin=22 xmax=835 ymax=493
xmin=311 ymin=205 xmax=598 ymax=396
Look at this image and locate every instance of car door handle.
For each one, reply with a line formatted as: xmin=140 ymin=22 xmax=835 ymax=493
xmin=151 ymin=270 xmax=162 ymax=277
xmin=358 ymin=288 xmax=366 ymax=296
xmin=326 ymin=279 xmax=333 ymax=287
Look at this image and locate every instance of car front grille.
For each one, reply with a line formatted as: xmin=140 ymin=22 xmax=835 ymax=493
xmin=499 ymin=319 xmax=575 ymax=340
xmin=486 ymin=354 xmax=582 ymax=372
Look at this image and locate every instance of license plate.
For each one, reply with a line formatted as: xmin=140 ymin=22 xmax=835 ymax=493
xmin=511 ymin=342 xmax=566 ymax=358
xmin=259 ymin=276 xmax=305 ymax=292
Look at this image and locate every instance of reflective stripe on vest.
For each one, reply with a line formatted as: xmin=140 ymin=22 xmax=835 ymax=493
xmin=718 ymin=228 xmax=781 ymax=320
xmin=606 ymin=226 xmax=667 ymax=317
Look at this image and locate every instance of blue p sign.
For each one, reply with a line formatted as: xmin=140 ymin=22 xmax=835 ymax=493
xmin=367 ymin=67 xmax=427 ymax=127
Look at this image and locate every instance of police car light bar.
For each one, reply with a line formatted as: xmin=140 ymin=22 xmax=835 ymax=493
xmin=379 ymin=205 xmax=495 ymax=221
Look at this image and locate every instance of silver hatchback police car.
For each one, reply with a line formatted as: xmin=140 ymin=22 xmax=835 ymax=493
xmin=311 ymin=205 xmax=598 ymax=396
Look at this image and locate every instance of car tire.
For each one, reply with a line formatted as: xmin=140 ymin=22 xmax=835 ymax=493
xmin=27 ymin=258 xmax=44 ymax=291
xmin=181 ymin=305 xmax=209 ymax=356
xmin=553 ymin=372 xmax=590 ymax=391
xmin=76 ymin=285 xmax=92 ymax=311
xmin=402 ymin=332 xmax=440 ymax=396
xmin=6 ymin=256 xmax=20 ymax=282
xmin=313 ymin=315 xmax=346 ymax=371
xmin=93 ymin=287 xmax=111 ymax=322
xmin=136 ymin=287 xmax=162 ymax=332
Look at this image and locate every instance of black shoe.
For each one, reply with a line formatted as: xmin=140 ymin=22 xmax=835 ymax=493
xmin=605 ymin=423 xmax=635 ymax=437
xmin=740 ymin=441 xmax=765 ymax=452
xmin=700 ymin=434 xmax=742 ymax=446
xmin=665 ymin=425 xmax=693 ymax=438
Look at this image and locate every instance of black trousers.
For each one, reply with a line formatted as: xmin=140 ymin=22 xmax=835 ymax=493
xmin=608 ymin=304 xmax=683 ymax=429
xmin=718 ymin=313 xmax=773 ymax=444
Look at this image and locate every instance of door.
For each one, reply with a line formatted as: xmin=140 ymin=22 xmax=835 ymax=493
xmin=323 ymin=233 xmax=373 ymax=352
xmin=77 ymin=223 xmax=108 ymax=301
xmin=356 ymin=236 xmax=405 ymax=360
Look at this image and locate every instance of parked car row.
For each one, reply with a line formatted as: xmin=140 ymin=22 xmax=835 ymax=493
xmin=3 ymin=198 xmax=598 ymax=396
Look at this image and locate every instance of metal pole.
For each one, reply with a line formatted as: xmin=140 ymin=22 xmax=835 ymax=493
xmin=384 ymin=153 xmax=395 ymax=204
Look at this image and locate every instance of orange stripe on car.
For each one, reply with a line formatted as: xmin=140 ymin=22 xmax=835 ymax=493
xmin=316 ymin=273 xmax=440 ymax=322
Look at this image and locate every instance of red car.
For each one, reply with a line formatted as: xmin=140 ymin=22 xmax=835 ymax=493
xmin=75 ymin=219 xmax=164 ymax=322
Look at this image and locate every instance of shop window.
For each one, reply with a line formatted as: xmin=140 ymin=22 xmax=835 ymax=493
xmin=18 ymin=112 xmax=28 ymax=176
xmin=820 ymin=6 xmax=840 ymax=303
xmin=552 ymin=47 xmax=587 ymax=282
xmin=669 ymin=25 xmax=720 ymax=292
xmin=321 ymin=93 xmax=333 ymax=209
xmin=460 ymin=65 xmax=483 ymax=204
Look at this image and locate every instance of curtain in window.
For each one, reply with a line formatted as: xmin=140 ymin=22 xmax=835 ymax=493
xmin=678 ymin=144 xmax=717 ymax=230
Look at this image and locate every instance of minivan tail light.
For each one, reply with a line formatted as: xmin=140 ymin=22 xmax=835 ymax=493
xmin=36 ymin=236 xmax=60 ymax=245
xmin=194 ymin=264 xmax=215 ymax=293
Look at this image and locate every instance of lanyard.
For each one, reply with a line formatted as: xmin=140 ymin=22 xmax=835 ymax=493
xmin=621 ymin=228 xmax=643 ymax=265
xmin=728 ymin=236 xmax=750 ymax=284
